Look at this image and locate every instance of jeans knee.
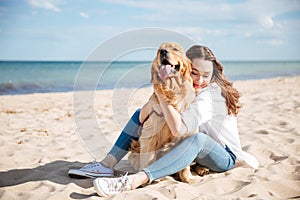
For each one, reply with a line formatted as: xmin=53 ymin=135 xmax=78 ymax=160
xmin=132 ymin=109 xmax=141 ymax=125
xmin=193 ymin=132 xmax=207 ymax=145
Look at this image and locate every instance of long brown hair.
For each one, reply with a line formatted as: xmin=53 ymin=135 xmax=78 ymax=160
xmin=186 ymin=45 xmax=242 ymax=116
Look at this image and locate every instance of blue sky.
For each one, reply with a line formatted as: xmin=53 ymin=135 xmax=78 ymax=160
xmin=0 ymin=0 xmax=300 ymax=61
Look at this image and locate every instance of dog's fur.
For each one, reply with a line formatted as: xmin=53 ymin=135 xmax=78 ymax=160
xmin=128 ymin=42 xmax=208 ymax=183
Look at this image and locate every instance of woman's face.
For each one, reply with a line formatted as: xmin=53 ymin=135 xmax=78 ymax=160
xmin=191 ymin=58 xmax=213 ymax=91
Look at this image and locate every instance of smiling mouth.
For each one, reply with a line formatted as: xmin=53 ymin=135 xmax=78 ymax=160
xmin=193 ymin=82 xmax=208 ymax=89
xmin=161 ymin=59 xmax=171 ymax=65
xmin=161 ymin=59 xmax=180 ymax=71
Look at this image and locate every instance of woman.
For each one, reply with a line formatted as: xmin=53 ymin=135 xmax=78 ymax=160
xmin=69 ymin=45 xmax=259 ymax=197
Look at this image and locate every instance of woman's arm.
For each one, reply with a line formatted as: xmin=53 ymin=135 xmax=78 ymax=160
xmin=156 ymin=94 xmax=188 ymax=137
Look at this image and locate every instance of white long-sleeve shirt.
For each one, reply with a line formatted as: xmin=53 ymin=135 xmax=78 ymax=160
xmin=181 ymin=83 xmax=260 ymax=169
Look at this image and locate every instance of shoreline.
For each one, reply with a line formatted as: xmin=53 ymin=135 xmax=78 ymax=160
xmin=0 ymin=76 xmax=299 ymax=199
xmin=1 ymin=74 xmax=300 ymax=97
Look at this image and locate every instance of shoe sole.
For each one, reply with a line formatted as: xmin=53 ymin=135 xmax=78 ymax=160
xmin=93 ymin=179 xmax=108 ymax=197
xmin=68 ymin=169 xmax=114 ymax=179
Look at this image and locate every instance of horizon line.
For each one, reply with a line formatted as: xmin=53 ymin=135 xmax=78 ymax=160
xmin=1 ymin=59 xmax=300 ymax=62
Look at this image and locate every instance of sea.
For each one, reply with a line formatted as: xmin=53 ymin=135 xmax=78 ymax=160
xmin=1 ymin=60 xmax=300 ymax=95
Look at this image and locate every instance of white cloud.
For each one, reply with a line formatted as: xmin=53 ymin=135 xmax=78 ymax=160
xmin=80 ymin=12 xmax=89 ymax=18
xmin=105 ymin=0 xmax=299 ymax=30
xmin=28 ymin=0 xmax=61 ymax=12
xmin=258 ymin=39 xmax=284 ymax=46
xmin=174 ymin=27 xmax=229 ymax=43
xmin=259 ymin=16 xmax=275 ymax=29
xmin=107 ymin=0 xmax=237 ymax=22
xmin=103 ymin=0 xmax=296 ymax=50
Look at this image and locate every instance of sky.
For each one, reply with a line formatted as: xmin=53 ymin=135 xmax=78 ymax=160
xmin=0 ymin=0 xmax=300 ymax=61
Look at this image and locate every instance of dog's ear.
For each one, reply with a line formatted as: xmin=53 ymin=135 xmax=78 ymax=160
xmin=181 ymin=56 xmax=192 ymax=81
xmin=151 ymin=58 xmax=159 ymax=84
xmin=150 ymin=63 xmax=156 ymax=83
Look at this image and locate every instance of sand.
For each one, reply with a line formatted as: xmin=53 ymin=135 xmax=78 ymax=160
xmin=0 ymin=76 xmax=299 ymax=200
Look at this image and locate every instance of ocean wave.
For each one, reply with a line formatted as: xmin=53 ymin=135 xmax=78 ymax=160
xmin=0 ymin=82 xmax=46 ymax=95
xmin=0 ymin=61 xmax=299 ymax=95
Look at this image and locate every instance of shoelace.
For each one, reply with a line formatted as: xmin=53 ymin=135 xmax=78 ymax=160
xmin=107 ymin=172 xmax=130 ymax=193
xmin=82 ymin=160 xmax=98 ymax=169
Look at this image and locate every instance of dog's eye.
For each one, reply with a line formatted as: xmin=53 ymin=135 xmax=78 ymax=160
xmin=174 ymin=64 xmax=180 ymax=71
xmin=173 ymin=48 xmax=179 ymax=51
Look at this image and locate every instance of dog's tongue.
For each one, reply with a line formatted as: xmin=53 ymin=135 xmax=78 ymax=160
xmin=158 ymin=65 xmax=174 ymax=79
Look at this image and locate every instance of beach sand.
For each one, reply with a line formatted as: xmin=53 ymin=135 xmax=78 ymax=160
xmin=0 ymin=76 xmax=299 ymax=200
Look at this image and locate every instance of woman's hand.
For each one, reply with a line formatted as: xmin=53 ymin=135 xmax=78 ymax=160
xmin=156 ymin=93 xmax=187 ymax=137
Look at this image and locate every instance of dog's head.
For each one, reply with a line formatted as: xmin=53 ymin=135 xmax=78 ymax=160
xmin=151 ymin=42 xmax=192 ymax=85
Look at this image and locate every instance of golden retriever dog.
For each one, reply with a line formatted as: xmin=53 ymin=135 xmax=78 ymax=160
xmin=128 ymin=42 xmax=208 ymax=183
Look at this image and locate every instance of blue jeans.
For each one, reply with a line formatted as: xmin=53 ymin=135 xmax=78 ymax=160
xmin=108 ymin=109 xmax=141 ymax=162
xmin=144 ymin=133 xmax=236 ymax=182
xmin=108 ymin=109 xmax=236 ymax=182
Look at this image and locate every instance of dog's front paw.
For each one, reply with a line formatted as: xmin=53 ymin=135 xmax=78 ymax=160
xmin=152 ymin=104 xmax=163 ymax=116
xmin=178 ymin=166 xmax=196 ymax=183
xmin=193 ymin=165 xmax=209 ymax=176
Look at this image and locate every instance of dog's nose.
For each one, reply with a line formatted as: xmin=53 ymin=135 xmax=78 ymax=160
xmin=160 ymin=49 xmax=168 ymax=56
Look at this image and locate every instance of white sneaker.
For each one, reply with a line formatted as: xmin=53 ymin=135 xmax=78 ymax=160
xmin=93 ymin=172 xmax=131 ymax=197
xmin=68 ymin=161 xmax=114 ymax=178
